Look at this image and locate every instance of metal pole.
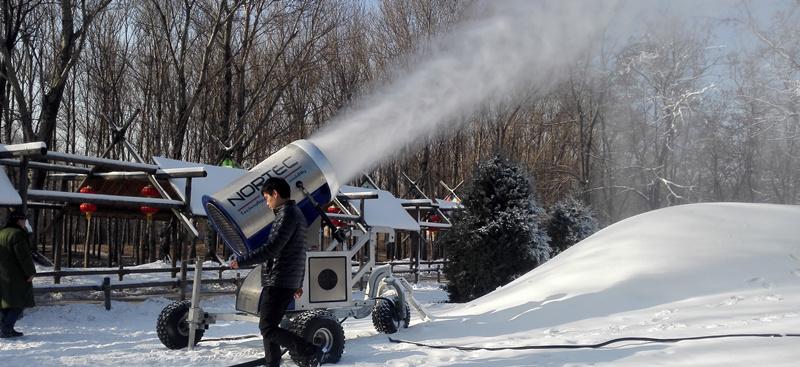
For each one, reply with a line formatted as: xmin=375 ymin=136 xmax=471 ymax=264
xmin=187 ymin=253 xmax=204 ymax=351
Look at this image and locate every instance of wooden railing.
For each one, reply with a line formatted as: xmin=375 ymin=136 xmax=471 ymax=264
xmin=32 ymin=264 xmax=254 ymax=310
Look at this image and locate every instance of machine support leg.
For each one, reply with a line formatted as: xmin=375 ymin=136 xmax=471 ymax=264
xmin=187 ymin=253 xmax=204 ymax=351
xmin=384 ymin=276 xmax=435 ymax=322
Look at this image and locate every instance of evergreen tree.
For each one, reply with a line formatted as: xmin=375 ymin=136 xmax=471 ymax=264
xmin=441 ymin=156 xmax=550 ymax=303
xmin=546 ymin=197 xmax=598 ymax=256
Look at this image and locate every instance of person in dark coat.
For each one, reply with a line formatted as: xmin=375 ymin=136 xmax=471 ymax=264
xmin=0 ymin=209 xmax=36 ymax=338
xmin=230 ymin=177 xmax=325 ymax=367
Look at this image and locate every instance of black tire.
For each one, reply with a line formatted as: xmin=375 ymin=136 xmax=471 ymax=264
xmin=288 ymin=309 xmax=345 ymax=364
xmin=156 ymin=300 xmax=205 ymax=349
xmin=372 ymin=294 xmax=410 ymax=334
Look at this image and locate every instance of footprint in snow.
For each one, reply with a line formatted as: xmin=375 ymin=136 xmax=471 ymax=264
xmin=746 ymin=277 xmax=773 ymax=289
xmin=754 ymin=294 xmax=783 ymax=302
xmin=719 ymin=295 xmax=745 ymax=306
xmin=543 ymin=328 xmax=561 ymax=336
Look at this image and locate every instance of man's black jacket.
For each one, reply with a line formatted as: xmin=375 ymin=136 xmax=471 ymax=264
xmin=236 ymin=200 xmax=308 ymax=289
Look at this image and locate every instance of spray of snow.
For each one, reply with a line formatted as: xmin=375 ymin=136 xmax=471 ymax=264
xmin=309 ymin=0 xmax=747 ymax=184
xmin=310 ymin=0 xmax=622 ymax=183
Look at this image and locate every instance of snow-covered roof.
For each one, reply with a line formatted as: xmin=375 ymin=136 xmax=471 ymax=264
xmin=435 ymin=198 xmax=463 ymax=210
xmin=0 ymin=167 xmax=22 ymax=207
xmin=152 ymin=156 xmax=246 ymax=216
xmin=340 ymin=185 xmax=420 ymax=231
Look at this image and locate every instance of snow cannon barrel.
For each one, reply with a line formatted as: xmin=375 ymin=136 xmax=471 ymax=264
xmin=202 ymin=140 xmax=340 ymax=256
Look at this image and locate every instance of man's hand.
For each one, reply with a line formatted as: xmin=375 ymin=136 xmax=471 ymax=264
xmin=294 ymin=288 xmax=303 ymax=299
xmin=27 ymin=276 xmax=34 ymax=283
xmin=230 ymin=259 xmax=239 ymax=269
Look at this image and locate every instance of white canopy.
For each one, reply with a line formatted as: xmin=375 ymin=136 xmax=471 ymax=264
xmin=152 ymin=156 xmax=246 ymax=216
xmin=0 ymin=167 xmax=22 ymax=207
xmin=340 ymin=185 xmax=420 ymax=231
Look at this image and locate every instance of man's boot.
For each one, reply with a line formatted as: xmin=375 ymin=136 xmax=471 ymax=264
xmin=0 ymin=328 xmax=22 ymax=338
xmin=301 ymin=345 xmax=327 ymax=367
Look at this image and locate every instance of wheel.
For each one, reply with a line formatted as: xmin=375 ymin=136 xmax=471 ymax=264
xmin=372 ymin=292 xmax=410 ymax=334
xmin=156 ymin=300 xmax=204 ymax=349
xmin=288 ymin=309 xmax=345 ymax=364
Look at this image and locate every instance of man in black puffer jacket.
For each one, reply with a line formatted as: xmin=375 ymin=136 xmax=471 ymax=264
xmin=231 ymin=177 xmax=324 ymax=367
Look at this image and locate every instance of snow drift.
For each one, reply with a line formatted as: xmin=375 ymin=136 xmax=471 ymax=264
xmin=397 ymin=203 xmax=800 ymax=363
xmin=456 ymin=202 xmax=800 ymax=319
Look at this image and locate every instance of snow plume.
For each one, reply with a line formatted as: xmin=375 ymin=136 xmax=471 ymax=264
xmin=310 ymin=0 xmax=622 ymax=183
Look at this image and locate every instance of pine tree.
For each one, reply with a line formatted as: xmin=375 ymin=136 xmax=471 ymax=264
xmin=441 ymin=156 xmax=550 ymax=303
xmin=546 ymin=197 xmax=598 ymax=256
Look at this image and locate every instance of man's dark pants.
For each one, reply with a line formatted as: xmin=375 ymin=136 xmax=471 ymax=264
xmin=1 ymin=308 xmax=22 ymax=333
xmin=260 ymin=286 xmax=312 ymax=366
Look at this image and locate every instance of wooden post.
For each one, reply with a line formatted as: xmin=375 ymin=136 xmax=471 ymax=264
xmin=170 ymin=239 xmax=178 ymax=278
xmin=136 ymin=219 xmax=143 ymax=264
xmin=83 ymin=215 xmax=92 ymax=268
xmin=53 ymin=210 xmax=64 ymax=284
xmin=108 ymin=219 xmax=116 ymax=268
xmin=97 ymin=218 xmax=101 ymax=260
xmin=18 ymin=157 xmax=28 ymax=214
xmin=415 ymin=208 xmax=421 ymax=283
xmin=95 ymin=218 xmax=102 ymax=260
xmin=185 ymin=178 xmax=195 ymax=259
xmin=147 ymin=218 xmax=154 ymax=263
xmin=102 ymin=277 xmax=111 ymax=310
xmin=36 ymin=209 xmax=43 ymax=253
xmin=118 ymin=220 xmax=125 ymax=281
xmin=67 ymin=215 xmax=73 ymax=266
xmin=49 ymin=210 xmax=56 ymax=258
xmin=179 ymin=257 xmax=188 ymax=301
xmin=206 ymin=226 xmax=218 ymax=262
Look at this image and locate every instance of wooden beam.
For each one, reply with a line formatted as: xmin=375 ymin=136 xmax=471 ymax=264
xmin=0 ymin=142 xmax=47 ymax=159
xmin=27 ymin=190 xmax=185 ymax=209
xmin=45 ymin=151 xmax=160 ymax=173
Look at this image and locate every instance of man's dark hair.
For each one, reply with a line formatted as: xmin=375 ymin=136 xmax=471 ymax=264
xmin=8 ymin=208 xmax=27 ymax=222
xmin=262 ymin=177 xmax=291 ymax=199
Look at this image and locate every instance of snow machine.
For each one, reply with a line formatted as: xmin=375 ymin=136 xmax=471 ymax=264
xmin=156 ymin=140 xmax=431 ymax=365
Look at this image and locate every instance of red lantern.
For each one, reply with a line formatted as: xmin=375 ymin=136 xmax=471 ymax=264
xmin=140 ymin=205 xmax=159 ymax=220
xmin=79 ymin=186 xmax=97 ymax=220
xmin=326 ymin=206 xmax=344 ymax=227
xmin=140 ymin=185 xmax=158 ymax=198
xmin=139 ymin=185 xmax=160 ymax=220
xmin=79 ymin=203 xmax=97 ymax=220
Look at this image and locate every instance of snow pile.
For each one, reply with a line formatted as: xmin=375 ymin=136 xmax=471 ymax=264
xmin=397 ymin=203 xmax=800 ymax=365
xmin=458 ymin=202 xmax=800 ymax=318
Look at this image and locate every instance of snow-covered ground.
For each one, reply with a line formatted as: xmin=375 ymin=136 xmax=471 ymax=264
xmin=3 ymin=203 xmax=800 ymax=366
